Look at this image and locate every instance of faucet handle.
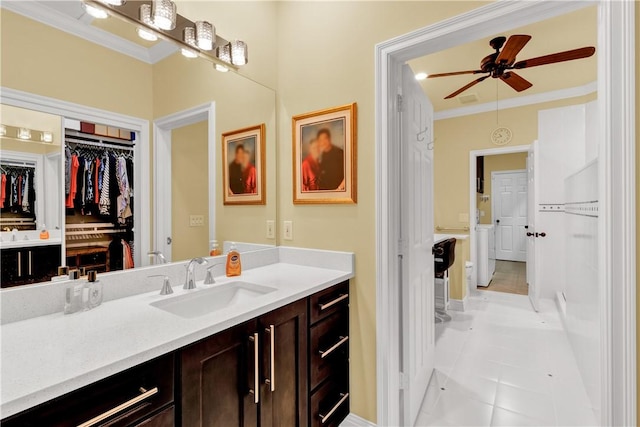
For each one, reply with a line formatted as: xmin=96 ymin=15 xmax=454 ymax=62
xmin=149 ymin=275 xmax=173 ymax=295
xmin=204 ymin=263 xmax=225 ymax=285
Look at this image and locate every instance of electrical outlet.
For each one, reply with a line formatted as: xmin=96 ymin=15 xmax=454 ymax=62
xmin=283 ymin=221 xmax=293 ymax=241
xmin=189 ymin=215 xmax=205 ymax=227
xmin=266 ymin=220 xmax=275 ymax=239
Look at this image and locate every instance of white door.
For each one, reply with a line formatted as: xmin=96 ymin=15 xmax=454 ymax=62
xmin=400 ymin=64 xmax=435 ymax=426
xmin=527 ymin=142 xmax=540 ymax=311
xmin=493 ymin=170 xmax=528 ymax=262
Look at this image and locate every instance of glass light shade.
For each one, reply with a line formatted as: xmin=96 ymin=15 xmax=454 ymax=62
xmin=216 ymin=43 xmax=232 ymax=64
xmin=183 ymin=27 xmax=197 ymax=47
xmin=215 ymin=64 xmax=229 ymax=73
xmin=195 ymin=21 xmax=215 ymax=51
xmin=152 ymin=0 xmax=176 ymax=30
xmin=137 ymin=28 xmax=157 ymax=41
xmin=97 ymin=0 xmax=126 ymax=5
xmin=181 ymin=48 xmax=198 ymax=59
xmin=41 ymin=132 xmax=54 ymax=143
xmin=230 ymin=40 xmax=248 ymax=66
xmin=0 ymin=125 xmax=6 ymax=137
xmin=84 ymin=3 xmax=108 ymax=19
xmin=18 ymin=128 xmax=31 ymax=140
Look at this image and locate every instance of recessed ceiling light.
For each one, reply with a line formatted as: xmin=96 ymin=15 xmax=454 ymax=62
xmin=84 ymin=3 xmax=108 ymax=19
xmin=415 ymin=72 xmax=428 ymax=81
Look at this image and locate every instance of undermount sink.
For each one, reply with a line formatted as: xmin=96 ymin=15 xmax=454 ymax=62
xmin=150 ymin=281 xmax=277 ymax=319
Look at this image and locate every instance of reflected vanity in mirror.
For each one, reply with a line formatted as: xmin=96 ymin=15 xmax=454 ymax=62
xmin=0 ymin=1 xmax=277 ymax=288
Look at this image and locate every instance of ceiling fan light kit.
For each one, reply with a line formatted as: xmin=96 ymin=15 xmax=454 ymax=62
xmin=429 ymin=34 xmax=595 ymax=99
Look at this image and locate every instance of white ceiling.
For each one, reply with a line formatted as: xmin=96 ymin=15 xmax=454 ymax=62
xmin=408 ymin=6 xmax=597 ymax=112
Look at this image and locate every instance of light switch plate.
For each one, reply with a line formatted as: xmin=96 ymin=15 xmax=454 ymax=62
xmin=189 ymin=215 xmax=205 ymax=227
xmin=266 ymin=220 xmax=275 ymax=239
xmin=283 ymin=221 xmax=293 ymax=240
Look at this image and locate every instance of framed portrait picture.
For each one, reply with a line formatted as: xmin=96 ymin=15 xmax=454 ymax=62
xmin=222 ymin=124 xmax=266 ymax=205
xmin=292 ymin=103 xmax=357 ymax=204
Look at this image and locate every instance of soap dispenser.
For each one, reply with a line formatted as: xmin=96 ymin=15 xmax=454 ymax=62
xmin=226 ymin=243 xmax=242 ymax=277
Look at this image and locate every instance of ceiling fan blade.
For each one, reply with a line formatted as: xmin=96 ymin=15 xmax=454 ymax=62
xmin=513 ymin=46 xmax=595 ymax=69
xmin=444 ymin=75 xmax=490 ymax=99
xmin=500 ymin=71 xmax=533 ymax=92
xmin=495 ymin=35 xmax=532 ymax=65
xmin=428 ymin=70 xmax=483 ymax=78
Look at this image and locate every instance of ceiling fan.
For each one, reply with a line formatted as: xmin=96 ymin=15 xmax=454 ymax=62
xmin=428 ymin=35 xmax=595 ymax=99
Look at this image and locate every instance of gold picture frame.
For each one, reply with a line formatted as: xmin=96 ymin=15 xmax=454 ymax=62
xmin=292 ymin=103 xmax=357 ymax=204
xmin=222 ymin=124 xmax=266 ymax=205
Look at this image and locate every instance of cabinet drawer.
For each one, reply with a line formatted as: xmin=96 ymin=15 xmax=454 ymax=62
xmin=2 ymin=354 xmax=174 ymax=427
xmin=310 ymin=376 xmax=349 ymax=427
xmin=309 ymin=281 xmax=349 ymax=324
xmin=135 ymin=406 xmax=174 ymax=427
xmin=310 ymin=309 xmax=349 ymax=390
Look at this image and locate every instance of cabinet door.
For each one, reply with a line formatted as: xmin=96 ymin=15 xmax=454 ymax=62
xmin=32 ymin=245 xmax=62 ymax=282
xmin=181 ymin=320 xmax=259 ymax=427
xmin=259 ymin=299 xmax=308 ymax=427
xmin=1 ymin=249 xmax=21 ymax=287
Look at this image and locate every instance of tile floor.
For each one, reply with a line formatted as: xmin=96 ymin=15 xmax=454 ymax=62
xmin=415 ymin=290 xmax=599 ymax=426
xmin=479 ymin=261 xmax=528 ymax=295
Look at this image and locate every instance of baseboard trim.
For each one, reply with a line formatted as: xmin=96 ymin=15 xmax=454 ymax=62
xmin=340 ymin=413 xmax=377 ymax=426
xmin=449 ymin=295 xmax=468 ymax=312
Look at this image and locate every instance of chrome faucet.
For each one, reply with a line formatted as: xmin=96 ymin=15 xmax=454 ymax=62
xmin=184 ymin=257 xmax=208 ymax=290
xmin=204 ymin=262 xmax=226 ymax=285
xmin=148 ymin=251 xmax=167 ymax=264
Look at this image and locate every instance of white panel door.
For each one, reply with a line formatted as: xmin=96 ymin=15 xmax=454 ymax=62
xmin=400 ymin=64 xmax=435 ymax=427
xmin=527 ymin=143 xmax=540 ymax=311
xmin=493 ymin=171 xmax=527 ymax=262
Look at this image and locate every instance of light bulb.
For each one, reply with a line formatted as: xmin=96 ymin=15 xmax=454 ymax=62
xmin=137 ymin=28 xmax=157 ymax=41
xmin=18 ymin=128 xmax=31 ymax=140
xmin=84 ymin=3 xmax=108 ymax=19
xmin=152 ymin=0 xmax=176 ymax=31
xmin=230 ymin=40 xmax=248 ymax=66
xmin=195 ymin=21 xmax=214 ymax=51
xmin=215 ymin=64 xmax=229 ymax=72
xmin=181 ymin=48 xmax=198 ymax=59
xmin=42 ymin=132 xmax=54 ymax=143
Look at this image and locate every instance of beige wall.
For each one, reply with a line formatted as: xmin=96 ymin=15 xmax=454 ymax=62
xmin=171 ymin=121 xmax=210 ymax=260
xmin=433 ymin=94 xmax=596 ymax=234
xmin=477 ymin=153 xmax=528 ymax=225
xmin=635 ymin=6 xmax=639 ymax=422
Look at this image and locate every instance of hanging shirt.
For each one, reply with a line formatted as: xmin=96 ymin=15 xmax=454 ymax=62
xmin=66 ymin=155 xmax=80 ymax=209
xmin=122 ymin=239 xmax=135 ymax=269
xmin=16 ymin=175 xmax=23 ymax=209
xmin=94 ymin=157 xmax=101 ymax=204
xmin=21 ymin=170 xmax=30 ymax=213
xmin=85 ymin=158 xmax=94 ymax=205
xmin=0 ymin=174 xmax=6 ymax=208
xmin=116 ymin=156 xmax=132 ymax=224
xmin=99 ymin=154 xmax=111 ymax=215
xmin=9 ymin=175 xmax=16 ymax=207
xmin=65 ymin=147 xmax=71 ymax=196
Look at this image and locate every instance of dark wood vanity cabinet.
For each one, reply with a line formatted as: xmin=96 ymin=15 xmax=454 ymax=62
xmin=1 ymin=244 xmax=61 ymax=288
xmin=2 ymin=281 xmax=350 ymax=427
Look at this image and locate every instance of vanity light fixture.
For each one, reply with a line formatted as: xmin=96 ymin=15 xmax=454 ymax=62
xmin=183 ymin=26 xmax=197 ymax=47
xmin=137 ymin=4 xmax=158 ymax=42
xmin=41 ymin=132 xmax=54 ymax=143
xmin=17 ymin=128 xmax=32 ymax=140
xmin=84 ymin=3 xmax=108 ymax=19
xmin=152 ymin=0 xmax=177 ymax=31
xmin=0 ymin=125 xmax=6 ymax=137
xmin=181 ymin=48 xmax=198 ymax=59
xmin=230 ymin=40 xmax=248 ymax=66
xmin=216 ymin=43 xmax=232 ymax=64
xmin=215 ymin=64 xmax=229 ymax=73
xmin=195 ymin=21 xmax=215 ymax=51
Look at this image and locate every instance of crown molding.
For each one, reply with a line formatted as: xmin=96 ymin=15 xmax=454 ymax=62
xmin=434 ymin=80 xmax=597 ymax=121
xmin=1 ymin=0 xmax=175 ymax=65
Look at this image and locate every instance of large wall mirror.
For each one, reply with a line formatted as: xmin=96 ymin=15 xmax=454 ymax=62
xmin=0 ymin=1 xmax=277 ymax=288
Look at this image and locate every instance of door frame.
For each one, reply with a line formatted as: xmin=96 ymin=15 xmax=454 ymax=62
xmin=0 ymin=86 xmax=151 ymax=268
xmin=491 ymin=169 xmax=528 ymax=262
xmin=374 ymin=1 xmax=635 ymax=426
xmin=153 ymin=102 xmax=216 ymax=262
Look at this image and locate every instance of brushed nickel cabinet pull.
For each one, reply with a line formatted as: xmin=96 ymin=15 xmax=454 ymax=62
xmin=318 ymin=293 xmax=348 ymax=311
xmin=28 ymin=251 xmax=32 ymax=275
xmin=76 ymin=386 xmax=158 ymax=427
xmin=318 ymin=392 xmax=349 ymax=424
xmin=17 ymin=252 xmax=22 ymax=277
xmin=265 ymin=325 xmax=275 ymax=392
xmin=249 ymin=333 xmax=260 ymax=403
xmin=319 ymin=336 xmax=349 ymax=359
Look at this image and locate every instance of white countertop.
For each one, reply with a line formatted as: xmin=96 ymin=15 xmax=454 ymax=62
xmin=0 ymin=237 xmax=62 ymax=249
xmin=434 ymin=233 xmax=469 ymax=244
xmin=0 ymin=262 xmax=353 ymax=418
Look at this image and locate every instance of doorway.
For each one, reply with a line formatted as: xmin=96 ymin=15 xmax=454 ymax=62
xmin=375 ymin=2 xmax=635 ymax=427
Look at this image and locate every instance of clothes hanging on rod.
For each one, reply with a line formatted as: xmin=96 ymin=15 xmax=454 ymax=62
xmin=0 ymin=164 xmax=36 ymax=217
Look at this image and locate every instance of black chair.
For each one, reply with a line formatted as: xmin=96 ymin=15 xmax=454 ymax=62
xmin=433 ymin=238 xmax=456 ymax=323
